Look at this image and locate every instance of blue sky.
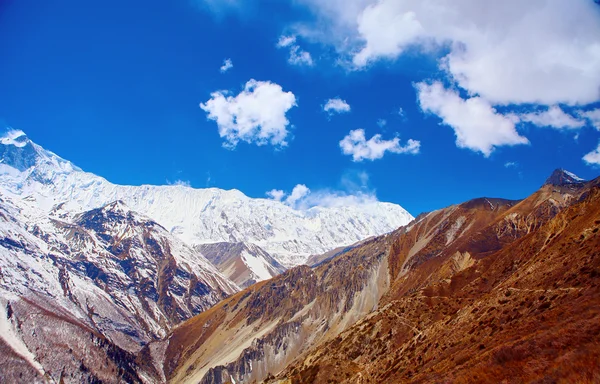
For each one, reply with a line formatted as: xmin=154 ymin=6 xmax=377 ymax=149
xmin=1 ymin=0 xmax=600 ymax=215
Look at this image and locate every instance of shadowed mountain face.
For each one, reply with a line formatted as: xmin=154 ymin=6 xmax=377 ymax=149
xmin=145 ymin=170 xmax=600 ymax=384
xmin=544 ymin=168 xmax=586 ymax=186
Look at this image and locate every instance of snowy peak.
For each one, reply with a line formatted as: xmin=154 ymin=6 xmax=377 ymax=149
xmin=0 ymin=129 xmax=414 ymax=267
xmin=100 ymin=199 xmax=134 ymax=215
xmin=544 ymin=169 xmax=586 ymax=186
xmin=0 ymin=130 xmax=39 ymax=171
xmin=0 ymin=129 xmax=80 ymax=176
xmin=0 ymin=129 xmax=29 ymax=148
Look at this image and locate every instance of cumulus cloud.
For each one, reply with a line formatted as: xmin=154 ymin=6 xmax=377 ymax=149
xmin=277 ymin=35 xmax=297 ymax=48
xmin=265 ymin=181 xmax=379 ymax=209
xmin=323 ymin=98 xmax=351 ymax=114
xmin=266 ymin=184 xmax=310 ymax=206
xmin=200 ymin=79 xmax=297 ymax=148
xmin=580 ymin=109 xmax=600 ymax=131
xmin=220 ymin=58 xmax=233 ymax=73
xmin=167 ymin=179 xmax=191 ymax=187
xmin=504 ymin=162 xmax=518 ymax=168
xmin=340 ymin=128 xmax=420 ymax=162
xmin=583 ymin=142 xmax=600 ymax=166
xmin=377 ymin=119 xmax=387 ymax=128
xmin=266 ymin=189 xmax=285 ymax=201
xmin=296 ymin=0 xmax=600 ymax=106
xmin=416 ymin=81 xmax=529 ymax=157
xmin=519 ymin=106 xmax=585 ymax=130
xmin=284 ymin=184 xmax=310 ymax=206
xmin=277 ymin=35 xmax=314 ymax=66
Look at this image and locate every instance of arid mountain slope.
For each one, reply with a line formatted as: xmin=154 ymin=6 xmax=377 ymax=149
xmin=273 ymin=176 xmax=600 ymax=383
xmin=141 ymin=235 xmax=394 ymax=384
xmin=150 ymin=170 xmax=599 ymax=384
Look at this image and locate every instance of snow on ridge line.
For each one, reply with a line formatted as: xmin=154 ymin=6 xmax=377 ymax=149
xmin=0 ymin=129 xmax=27 ymax=146
xmin=563 ymin=170 xmax=584 ymax=182
xmin=0 ymin=131 xmax=415 ymax=267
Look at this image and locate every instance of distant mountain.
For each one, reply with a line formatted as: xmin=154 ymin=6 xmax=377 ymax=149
xmin=544 ymin=168 xmax=586 ymax=186
xmin=196 ymin=242 xmax=285 ymax=288
xmin=0 ymin=130 xmax=414 ymax=268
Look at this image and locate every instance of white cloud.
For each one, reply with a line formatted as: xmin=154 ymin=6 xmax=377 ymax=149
xmin=265 ymin=180 xmax=380 ymax=209
xmin=277 ymin=35 xmax=297 ymax=48
xmin=583 ymin=142 xmax=600 ymax=166
xmin=285 ymin=184 xmax=310 ymax=205
xmin=277 ymin=35 xmax=314 ymax=66
xmin=298 ymin=190 xmax=378 ymax=209
xmin=397 ymin=107 xmax=405 ymax=117
xmin=168 ymin=179 xmax=191 ymax=187
xmin=323 ymin=98 xmax=351 ymax=114
xmin=504 ymin=161 xmax=518 ymax=168
xmin=339 ymin=128 xmax=420 ymax=162
xmin=377 ymin=119 xmax=387 ymax=128
xmin=416 ymin=81 xmax=529 ymax=157
xmin=220 ymin=58 xmax=233 ymax=73
xmin=580 ymin=109 xmax=600 ymax=131
xmin=200 ymin=79 xmax=297 ymax=148
xmin=519 ymin=106 xmax=585 ymax=130
xmin=296 ymin=0 xmax=600 ymax=106
xmin=266 ymin=189 xmax=285 ymax=201
xmin=289 ymin=45 xmax=314 ymax=66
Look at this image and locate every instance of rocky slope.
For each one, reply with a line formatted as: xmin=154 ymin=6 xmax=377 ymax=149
xmin=0 ymin=130 xmax=414 ymax=268
xmin=139 ymin=233 xmax=394 ymax=383
xmin=145 ymin=169 xmax=600 ymax=384
xmin=0 ymin=190 xmax=238 ymax=382
xmin=272 ymin=171 xmax=600 ymax=383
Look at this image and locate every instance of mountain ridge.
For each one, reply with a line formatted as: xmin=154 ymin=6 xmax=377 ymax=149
xmin=151 ymin=171 xmax=599 ymax=384
xmin=0 ymin=130 xmax=414 ymax=267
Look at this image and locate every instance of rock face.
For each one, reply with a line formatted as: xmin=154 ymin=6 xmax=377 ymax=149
xmin=141 ymin=236 xmax=393 ymax=384
xmin=0 ymin=130 xmax=414 ymax=268
xmin=544 ymin=168 xmax=586 ymax=186
xmin=0 ymin=192 xmax=237 ymax=382
xmin=149 ymin=171 xmax=600 ymax=384
xmin=197 ymin=242 xmax=285 ymax=288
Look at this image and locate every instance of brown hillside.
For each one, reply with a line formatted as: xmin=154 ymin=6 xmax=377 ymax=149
xmin=274 ymin=182 xmax=600 ymax=384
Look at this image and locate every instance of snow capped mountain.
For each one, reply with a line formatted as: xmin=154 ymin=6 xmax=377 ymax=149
xmin=544 ymin=168 xmax=586 ymax=186
xmin=0 ymin=130 xmax=414 ymax=267
xmin=0 ymin=191 xmax=237 ymax=349
xmin=0 ymin=129 xmax=414 ymax=381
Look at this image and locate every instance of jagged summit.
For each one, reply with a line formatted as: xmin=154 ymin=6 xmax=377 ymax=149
xmin=0 ymin=129 xmax=29 ymax=147
xmin=544 ymin=169 xmax=586 ymax=186
xmin=0 ymin=129 xmax=80 ymax=174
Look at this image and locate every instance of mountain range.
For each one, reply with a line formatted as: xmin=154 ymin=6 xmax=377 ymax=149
xmin=0 ymin=129 xmax=599 ymax=383
xmin=0 ymin=130 xmax=412 ymax=383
